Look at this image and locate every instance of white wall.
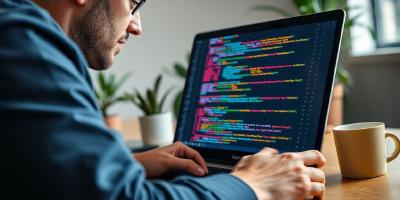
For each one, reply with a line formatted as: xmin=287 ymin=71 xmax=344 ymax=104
xmin=91 ymin=0 xmax=296 ymax=118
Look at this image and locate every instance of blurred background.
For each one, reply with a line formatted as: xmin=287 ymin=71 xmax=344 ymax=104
xmin=91 ymin=0 xmax=400 ymax=128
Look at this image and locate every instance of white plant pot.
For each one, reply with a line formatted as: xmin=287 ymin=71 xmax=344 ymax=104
xmin=139 ymin=112 xmax=174 ymax=146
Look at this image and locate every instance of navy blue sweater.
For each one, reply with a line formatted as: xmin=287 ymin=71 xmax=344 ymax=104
xmin=0 ymin=0 xmax=256 ymax=199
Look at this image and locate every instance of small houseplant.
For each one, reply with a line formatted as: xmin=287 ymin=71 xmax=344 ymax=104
xmin=95 ymin=72 xmax=130 ymax=131
xmin=125 ymin=74 xmax=174 ymax=146
xmin=165 ymin=53 xmax=190 ymax=119
xmin=253 ymin=0 xmax=374 ymax=130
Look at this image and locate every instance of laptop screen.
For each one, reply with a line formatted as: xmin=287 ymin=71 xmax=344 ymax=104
xmin=175 ymin=11 xmax=344 ymax=156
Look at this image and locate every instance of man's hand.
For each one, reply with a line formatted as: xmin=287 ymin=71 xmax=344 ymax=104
xmin=134 ymin=142 xmax=209 ymax=178
xmin=231 ymin=148 xmax=326 ymax=200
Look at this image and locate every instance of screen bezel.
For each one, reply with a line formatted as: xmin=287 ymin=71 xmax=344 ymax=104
xmin=174 ymin=10 xmax=345 ymax=165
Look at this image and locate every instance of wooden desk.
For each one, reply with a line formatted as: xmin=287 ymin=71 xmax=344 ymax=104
xmin=121 ymin=119 xmax=400 ymax=200
xmin=321 ymin=129 xmax=400 ymax=200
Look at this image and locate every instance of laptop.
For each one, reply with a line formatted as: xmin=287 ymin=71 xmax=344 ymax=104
xmin=174 ymin=10 xmax=345 ymax=173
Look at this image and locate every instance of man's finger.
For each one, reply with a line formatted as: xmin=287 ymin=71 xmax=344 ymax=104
xmin=167 ymin=156 xmax=206 ymax=176
xmin=176 ymin=142 xmax=208 ymax=174
xmin=256 ymin=147 xmax=279 ymax=157
xmin=307 ymin=182 xmax=325 ymax=197
xmin=307 ymin=167 xmax=326 ymax=184
xmin=298 ymin=150 xmax=326 ymax=168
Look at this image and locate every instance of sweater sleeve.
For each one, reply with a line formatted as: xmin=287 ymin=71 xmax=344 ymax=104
xmin=0 ymin=2 xmax=257 ymax=200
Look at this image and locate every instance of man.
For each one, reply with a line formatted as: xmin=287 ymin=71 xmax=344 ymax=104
xmin=0 ymin=0 xmax=326 ymax=199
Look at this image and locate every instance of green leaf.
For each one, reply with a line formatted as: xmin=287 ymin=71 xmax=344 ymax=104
xmin=293 ymin=0 xmax=315 ymax=14
xmin=147 ymin=89 xmax=157 ymax=114
xmin=347 ymin=12 xmax=363 ymax=26
xmin=251 ymin=5 xmax=292 ymax=17
xmin=367 ymin=26 xmax=377 ymax=41
xmin=336 ymin=0 xmax=348 ymax=9
xmin=95 ymin=72 xmax=132 ymax=111
xmin=139 ymin=104 xmax=151 ymax=115
xmin=185 ymin=52 xmax=191 ymax=63
xmin=336 ymin=65 xmax=352 ymax=88
xmin=101 ymin=101 xmax=113 ymax=116
xmin=311 ymin=0 xmax=322 ymax=13
xmin=107 ymin=74 xmax=117 ymax=97
xmin=125 ymin=92 xmax=148 ymax=114
xmin=95 ymin=89 xmax=101 ymax=99
xmin=153 ymin=75 xmax=162 ymax=97
xmin=158 ymin=87 xmax=173 ymax=113
xmin=173 ymin=63 xmax=188 ymax=78
xmin=124 ymin=93 xmax=136 ymax=102
xmin=320 ymin=0 xmax=342 ymax=11
xmin=173 ymin=91 xmax=183 ymax=119
xmin=115 ymin=96 xmax=129 ymax=103
xmin=135 ymin=89 xmax=151 ymax=115
xmin=98 ymin=72 xmax=107 ymax=92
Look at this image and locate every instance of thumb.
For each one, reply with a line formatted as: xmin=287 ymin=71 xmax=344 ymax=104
xmin=167 ymin=156 xmax=206 ymax=176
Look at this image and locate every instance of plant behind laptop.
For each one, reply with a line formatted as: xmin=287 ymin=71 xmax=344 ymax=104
xmin=125 ymin=74 xmax=173 ymax=116
xmin=95 ymin=72 xmax=130 ymax=130
xmin=164 ymin=53 xmax=190 ymax=119
xmin=125 ymin=74 xmax=174 ymax=146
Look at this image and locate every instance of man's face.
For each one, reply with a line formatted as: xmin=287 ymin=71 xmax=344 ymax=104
xmin=71 ymin=0 xmax=142 ymax=70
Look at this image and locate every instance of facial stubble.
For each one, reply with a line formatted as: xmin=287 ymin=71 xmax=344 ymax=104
xmin=70 ymin=0 xmax=116 ymax=70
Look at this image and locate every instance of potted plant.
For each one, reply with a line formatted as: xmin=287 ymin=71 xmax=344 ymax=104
xmin=164 ymin=53 xmax=190 ymax=119
xmin=125 ymin=74 xmax=174 ymax=146
xmin=95 ymin=72 xmax=130 ymax=131
xmin=253 ymin=0 xmax=374 ymax=131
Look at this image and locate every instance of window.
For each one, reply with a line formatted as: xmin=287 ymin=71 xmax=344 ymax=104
xmin=372 ymin=0 xmax=400 ymax=48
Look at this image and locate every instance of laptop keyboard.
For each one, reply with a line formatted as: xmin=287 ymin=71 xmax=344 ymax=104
xmin=159 ymin=166 xmax=231 ymax=179
xmin=207 ymin=166 xmax=231 ymax=175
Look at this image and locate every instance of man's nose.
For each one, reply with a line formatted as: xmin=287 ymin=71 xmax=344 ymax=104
xmin=127 ymin=13 xmax=143 ymax=35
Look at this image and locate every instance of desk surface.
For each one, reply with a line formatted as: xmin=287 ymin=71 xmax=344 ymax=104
xmin=120 ymin=119 xmax=400 ymax=200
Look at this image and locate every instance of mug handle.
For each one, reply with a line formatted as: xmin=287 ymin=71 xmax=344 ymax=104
xmin=386 ymin=132 xmax=400 ymax=163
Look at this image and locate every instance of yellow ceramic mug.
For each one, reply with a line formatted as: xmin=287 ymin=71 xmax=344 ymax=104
xmin=333 ymin=122 xmax=400 ymax=179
